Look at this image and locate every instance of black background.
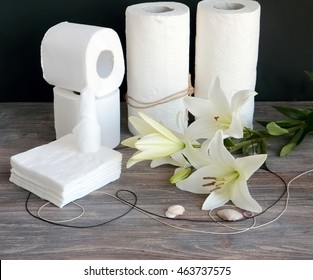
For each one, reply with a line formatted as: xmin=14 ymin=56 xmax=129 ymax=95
xmin=0 ymin=0 xmax=312 ymax=102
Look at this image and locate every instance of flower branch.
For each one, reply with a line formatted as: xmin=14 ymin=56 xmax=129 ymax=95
xmin=122 ymin=74 xmax=313 ymax=216
xmin=225 ymin=105 xmax=313 ymax=156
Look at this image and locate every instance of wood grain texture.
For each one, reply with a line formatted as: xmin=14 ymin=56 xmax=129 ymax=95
xmin=0 ymin=102 xmax=313 ymax=260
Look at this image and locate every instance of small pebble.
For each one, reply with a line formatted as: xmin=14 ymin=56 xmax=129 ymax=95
xmin=243 ymin=211 xmax=254 ymax=218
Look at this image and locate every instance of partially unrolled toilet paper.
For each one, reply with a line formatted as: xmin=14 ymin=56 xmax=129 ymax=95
xmin=73 ymin=87 xmax=101 ymax=153
xmin=41 ymin=21 xmax=125 ymax=97
xmin=54 ymin=87 xmax=120 ymax=149
xmin=126 ymin=2 xmax=190 ymax=134
xmin=195 ymin=0 xmax=260 ymax=127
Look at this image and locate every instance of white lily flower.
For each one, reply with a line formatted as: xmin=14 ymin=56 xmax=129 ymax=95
xmin=151 ymin=139 xmax=209 ymax=168
xmin=184 ymin=77 xmax=257 ymax=140
xmin=150 ymin=151 xmax=190 ymax=169
xmin=121 ymin=112 xmax=186 ymax=168
xmin=176 ymin=130 xmax=267 ymax=213
xmin=150 ymin=151 xmax=193 ymax=185
xmin=151 ymin=139 xmax=212 ymax=184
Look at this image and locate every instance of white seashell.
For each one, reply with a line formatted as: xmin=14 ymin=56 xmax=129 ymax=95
xmin=217 ymin=209 xmax=244 ymax=221
xmin=165 ymin=205 xmax=185 ymax=218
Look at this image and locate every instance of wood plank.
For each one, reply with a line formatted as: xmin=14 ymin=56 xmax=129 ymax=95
xmin=0 ymin=102 xmax=313 ymax=259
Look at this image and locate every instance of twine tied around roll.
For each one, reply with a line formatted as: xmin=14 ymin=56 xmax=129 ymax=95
xmin=126 ymin=74 xmax=194 ymax=109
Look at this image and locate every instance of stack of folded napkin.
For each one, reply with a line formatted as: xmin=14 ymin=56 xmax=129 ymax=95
xmin=10 ymin=134 xmax=122 ymax=208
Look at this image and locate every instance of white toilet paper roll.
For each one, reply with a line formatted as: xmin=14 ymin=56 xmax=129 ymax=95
xmin=41 ymin=22 xmax=125 ymax=97
xmin=126 ymin=2 xmax=190 ymax=134
xmin=53 ymin=87 xmax=120 ymax=149
xmin=195 ymin=0 xmax=260 ymax=127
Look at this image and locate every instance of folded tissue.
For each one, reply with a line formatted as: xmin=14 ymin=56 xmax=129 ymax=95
xmin=10 ymin=134 xmax=122 ymax=208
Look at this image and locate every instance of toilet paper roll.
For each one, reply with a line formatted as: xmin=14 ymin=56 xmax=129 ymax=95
xmin=195 ymin=0 xmax=260 ymax=127
xmin=126 ymin=2 xmax=190 ymax=134
xmin=41 ymin=21 xmax=125 ymax=97
xmin=53 ymin=87 xmax=120 ymax=149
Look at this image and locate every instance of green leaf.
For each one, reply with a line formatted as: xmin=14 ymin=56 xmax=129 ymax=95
xmin=280 ymin=142 xmax=297 ymax=156
xmin=243 ymin=127 xmax=266 ymax=137
xmin=257 ymin=140 xmax=267 ymax=154
xmin=306 ymin=111 xmax=313 ymax=120
xmin=274 ymin=119 xmax=304 ymax=128
xmin=266 ymin=122 xmax=289 ymax=136
xmin=242 ymin=143 xmax=255 ymax=156
xmin=273 ymin=105 xmax=311 ymax=120
xmin=257 ymin=119 xmax=302 ymax=129
xmin=224 ymin=137 xmax=235 ymax=148
xmin=291 ymin=127 xmax=305 ymax=143
xmin=279 ymin=127 xmax=306 ymax=156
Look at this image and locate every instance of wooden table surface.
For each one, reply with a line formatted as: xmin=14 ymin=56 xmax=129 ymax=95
xmin=1 ymin=101 xmax=313 ymax=260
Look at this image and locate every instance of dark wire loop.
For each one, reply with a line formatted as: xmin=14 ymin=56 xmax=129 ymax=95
xmin=242 ymin=127 xmax=288 ymax=219
xmin=25 ymin=190 xmax=138 ymax=229
xmin=25 ymin=164 xmax=287 ymax=227
xmin=116 ymin=165 xmax=287 ymax=223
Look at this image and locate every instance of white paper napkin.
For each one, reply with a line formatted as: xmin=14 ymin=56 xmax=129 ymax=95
xmin=10 ymin=134 xmax=122 ymax=208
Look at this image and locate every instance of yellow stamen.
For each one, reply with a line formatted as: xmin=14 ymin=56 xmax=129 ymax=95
xmin=202 ymin=171 xmax=239 ymax=189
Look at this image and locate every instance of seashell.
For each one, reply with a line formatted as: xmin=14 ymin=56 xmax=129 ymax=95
xmin=165 ymin=205 xmax=185 ymax=218
xmin=217 ymin=209 xmax=244 ymax=221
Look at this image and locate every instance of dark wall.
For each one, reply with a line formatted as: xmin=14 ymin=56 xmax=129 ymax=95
xmin=0 ymin=0 xmax=312 ymax=102
xmin=257 ymin=0 xmax=313 ymax=101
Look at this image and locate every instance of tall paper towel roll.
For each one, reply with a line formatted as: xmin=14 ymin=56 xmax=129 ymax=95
xmin=54 ymin=87 xmax=120 ymax=149
xmin=126 ymin=2 xmax=190 ymax=134
xmin=41 ymin=22 xmax=125 ymax=97
xmin=195 ymin=0 xmax=260 ymax=127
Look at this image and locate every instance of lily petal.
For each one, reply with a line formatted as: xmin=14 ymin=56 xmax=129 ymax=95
xmin=126 ymin=151 xmax=144 ymax=168
xmin=209 ymin=130 xmax=236 ymax=171
xmin=133 ymin=142 xmax=182 ymax=161
xmin=229 ymin=177 xmax=262 ymax=213
xmin=208 ymin=77 xmax=231 ymax=113
xmin=151 ymin=150 xmax=191 ymax=168
xmin=224 ymin=112 xmax=244 ymax=139
xmin=138 ymin=112 xmax=181 ymax=143
xmin=128 ymin=115 xmax=156 ymax=135
xmin=184 ymin=96 xmax=213 ymax=118
xmin=150 ymin=155 xmax=184 ymax=168
xmin=171 ymin=151 xmax=190 ymax=166
xmin=185 ymin=118 xmax=222 ymax=140
xmin=135 ymin=133 xmax=184 ymax=152
xmin=201 ymin=188 xmax=230 ymax=210
xmin=182 ymin=140 xmax=211 ymax=169
xmin=231 ymin=90 xmax=257 ymax=113
xmin=176 ymin=166 xmax=215 ymax=194
xmin=121 ymin=135 xmax=140 ymax=148
xmin=151 ymin=157 xmax=173 ymax=168
xmin=236 ymin=154 xmax=267 ymax=180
